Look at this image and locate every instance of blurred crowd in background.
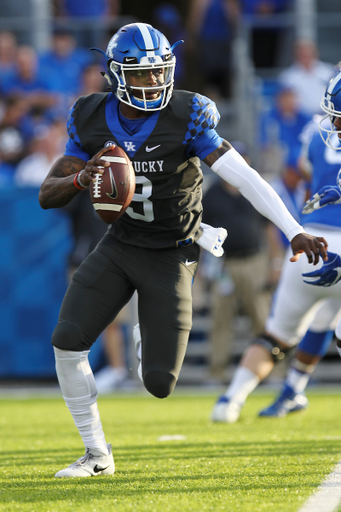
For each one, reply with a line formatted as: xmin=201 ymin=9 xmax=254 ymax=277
xmin=1 ymin=0 xmax=340 ymax=389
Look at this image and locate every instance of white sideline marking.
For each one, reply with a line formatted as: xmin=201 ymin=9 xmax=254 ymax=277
xmin=299 ymin=460 xmax=341 ymax=512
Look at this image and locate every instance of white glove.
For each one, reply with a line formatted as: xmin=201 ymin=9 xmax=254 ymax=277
xmin=302 ymin=185 xmax=341 ymax=214
xmin=196 ymin=222 xmax=228 ymax=257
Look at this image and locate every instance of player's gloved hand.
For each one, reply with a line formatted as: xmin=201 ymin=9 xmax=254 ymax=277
xmin=302 ymin=251 xmax=341 ymax=286
xmin=197 ymin=223 xmax=228 ymax=257
xmin=302 ymin=186 xmax=341 ymax=214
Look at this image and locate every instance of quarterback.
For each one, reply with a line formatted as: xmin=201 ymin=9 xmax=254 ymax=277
xmin=39 ymin=22 xmax=327 ymax=477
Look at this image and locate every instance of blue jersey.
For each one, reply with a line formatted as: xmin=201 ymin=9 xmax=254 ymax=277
xmin=300 ymin=122 xmax=341 ymax=229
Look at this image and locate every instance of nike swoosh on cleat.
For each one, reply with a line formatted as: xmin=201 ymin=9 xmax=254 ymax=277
xmin=185 ymin=259 xmax=196 ymax=266
xmin=146 ymin=145 xmax=161 ymax=152
xmin=93 ymin=464 xmax=110 ymax=473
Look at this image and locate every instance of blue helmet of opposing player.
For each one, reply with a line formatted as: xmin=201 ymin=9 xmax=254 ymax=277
xmin=319 ymin=69 xmax=341 ymax=150
xmin=93 ymin=23 xmax=182 ymax=112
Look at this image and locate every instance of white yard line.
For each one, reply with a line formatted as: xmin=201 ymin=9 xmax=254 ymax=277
xmin=299 ymin=460 xmax=341 ymax=512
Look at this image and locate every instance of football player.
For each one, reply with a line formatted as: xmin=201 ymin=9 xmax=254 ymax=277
xmin=287 ymin=70 xmax=341 ymax=361
xmin=211 ymin=71 xmax=341 ymax=423
xmin=39 ymin=23 xmax=326 ymax=477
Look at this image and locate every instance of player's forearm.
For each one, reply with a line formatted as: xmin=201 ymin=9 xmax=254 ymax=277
xmin=209 ymin=147 xmax=304 ymax=241
xmin=39 ymin=156 xmax=84 ymax=209
xmin=39 ymin=175 xmax=82 ymax=209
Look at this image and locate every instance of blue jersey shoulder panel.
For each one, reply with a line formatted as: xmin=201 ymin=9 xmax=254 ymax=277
xmin=183 ymin=93 xmax=220 ymax=145
xmin=64 ymin=101 xmax=91 ymax=161
xmin=66 ymin=102 xmax=83 ymax=147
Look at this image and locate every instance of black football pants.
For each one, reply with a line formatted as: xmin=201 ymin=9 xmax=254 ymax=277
xmin=52 ymin=235 xmax=200 ymax=398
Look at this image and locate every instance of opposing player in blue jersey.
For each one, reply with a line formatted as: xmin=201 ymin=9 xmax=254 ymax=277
xmin=258 ymin=70 xmax=341 ymax=417
xmin=290 ymin=69 xmax=341 ymax=362
xmin=39 ymin=23 xmax=327 ymax=477
xmin=211 ymin=71 xmax=341 ymax=424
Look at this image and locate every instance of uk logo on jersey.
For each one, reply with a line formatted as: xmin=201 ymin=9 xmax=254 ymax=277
xmin=124 ymin=141 xmax=136 ymax=152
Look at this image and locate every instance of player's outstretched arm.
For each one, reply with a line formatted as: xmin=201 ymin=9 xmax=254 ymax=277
xmin=302 ymin=185 xmax=341 ymax=214
xmin=39 ymin=146 xmax=114 ymax=209
xmin=204 ymin=142 xmax=328 ymax=265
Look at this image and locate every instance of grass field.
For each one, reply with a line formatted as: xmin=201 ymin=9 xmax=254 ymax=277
xmin=1 ymin=389 xmax=341 ymax=512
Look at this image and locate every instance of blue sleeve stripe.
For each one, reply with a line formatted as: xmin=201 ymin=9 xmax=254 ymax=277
xmin=187 ymin=129 xmax=223 ymax=160
xmin=64 ymin=137 xmax=90 ymax=162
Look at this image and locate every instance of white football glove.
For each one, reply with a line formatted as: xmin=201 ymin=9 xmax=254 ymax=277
xmin=197 ymin=222 xmax=228 ymax=257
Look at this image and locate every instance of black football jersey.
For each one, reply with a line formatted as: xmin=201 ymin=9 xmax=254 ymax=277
xmin=67 ymin=90 xmax=220 ymax=248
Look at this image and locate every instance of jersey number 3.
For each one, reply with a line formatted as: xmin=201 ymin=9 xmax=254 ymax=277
xmin=126 ymin=176 xmax=154 ymax=222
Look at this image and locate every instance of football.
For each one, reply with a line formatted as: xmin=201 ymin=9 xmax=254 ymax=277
xmin=90 ymin=145 xmax=135 ymax=224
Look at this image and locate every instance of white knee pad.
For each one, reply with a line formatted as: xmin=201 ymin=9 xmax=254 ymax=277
xmin=54 ymin=347 xmax=107 ymax=454
xmin=54 ymin=347 xmax=97 ymax=399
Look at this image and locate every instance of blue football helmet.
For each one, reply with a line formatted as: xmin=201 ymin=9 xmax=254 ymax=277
xmin=319 ymin=69 xmax=341 ymax=150
xmin=96 ymin=23 xmax=182 ymax=111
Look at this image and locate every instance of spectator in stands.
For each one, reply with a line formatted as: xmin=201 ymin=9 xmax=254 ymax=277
xmin=0 ymin=45 xmax=56 ymax=116
xmin=259 ymin=85 xmax=311 ymax=179
xmin=0 ymin=95 xmax=30 ymax=185
xmin=269 ymin=152 xmax=306 ymax=251
xmin=201 ymin=142 xmax=277 ymax=384
xmin=53 ymin=0 xmax=120 ymax=48
xmin=75 ymin=62 xmax=107 ymax=97
xmin=152 ymin=3 xmax=187 ymax=89
xmin=0 ymin=31 xmax=18 ymax=85
xmin=278 ymin=39 xmax=334 ymax=117
xmin=186 ymin=0 xmax=239 ymax=99
xmin=39 ymin=28 xmax=93 ymax=97
xmin=241 ymin=0 xmax=292 ymax=68
xmin=15 ymin=121 xmax=66 ymax=187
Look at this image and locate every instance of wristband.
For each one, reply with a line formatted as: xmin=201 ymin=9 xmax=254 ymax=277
xmin=73 ymin=170 xmax=88 ymax=190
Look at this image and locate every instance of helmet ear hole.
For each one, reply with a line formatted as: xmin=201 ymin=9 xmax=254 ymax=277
xmin=106 ymin=60 xmax=120 ymax=94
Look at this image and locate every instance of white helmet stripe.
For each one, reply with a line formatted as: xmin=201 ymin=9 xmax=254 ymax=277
xmin=135 ymin=23 xmax=155 ymax=58
xmin=327 ymin=74 xmax=341 ymax=96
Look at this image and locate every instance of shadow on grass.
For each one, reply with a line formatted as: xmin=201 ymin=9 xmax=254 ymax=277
xmin=0 ymin=471 xmax=323 ymax=504
xmin=1 ymin=438 xmax=340 ymax=465
xmin=0 ymin=439 xmax=339 ymax=504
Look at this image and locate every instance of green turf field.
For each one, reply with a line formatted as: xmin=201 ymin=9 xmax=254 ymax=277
xmin=1 ymin=390 xmax=340 ymax=512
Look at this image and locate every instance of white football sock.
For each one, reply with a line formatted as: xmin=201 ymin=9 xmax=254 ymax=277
xmin=54 ymin=347 xmax=108 ymax=456
xmin=286 ymin=367 xmax=311 ymax=394
xmin=224 ymin=366 xmax=260 ymax=405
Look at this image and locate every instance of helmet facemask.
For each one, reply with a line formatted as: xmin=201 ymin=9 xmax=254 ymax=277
xmin=108 ymin=55 xmax=175 ymax=111
xmin=319 ymin=75 xmax=341 ymax=150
